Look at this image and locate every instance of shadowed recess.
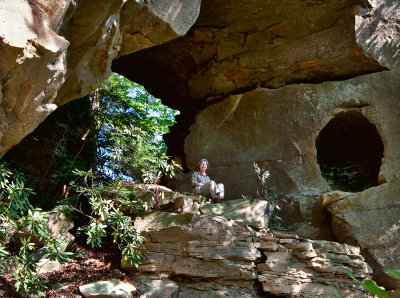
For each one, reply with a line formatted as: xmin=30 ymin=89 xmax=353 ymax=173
xmin=316 ymin=111 xmax=384 ymax=192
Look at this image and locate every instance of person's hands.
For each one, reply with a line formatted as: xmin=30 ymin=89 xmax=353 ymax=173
xmin=199 ymin=183 xmax=204 ymax=186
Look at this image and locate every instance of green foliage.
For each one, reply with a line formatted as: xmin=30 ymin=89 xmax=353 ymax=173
xmin=95 ymin=73 xmax=179 ymax=182
xmin=0 ymin=163 xmax=72 ymax=296
xmin=254 ymin=162 xmax=282 ymax=229
xmin=1 ymin=73 xmax=180 ymax=295
xmin=46 ymin=74 xmax=180 ymax=276
xmin=345 ymin=270 xmax=388 ymax=298
xmin=12 ymin=237 xmax=48 ymax=297
xmin=70 ymin=170 xmax=149 ymax=267
xmin=335 ymin=268 xmax=400 ymax=298
xmin=66 ymin=74 xmax=180 ymax=265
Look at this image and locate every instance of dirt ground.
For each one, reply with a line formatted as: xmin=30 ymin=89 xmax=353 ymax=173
xmin=0 ymin=248 xmax=138 ymax=297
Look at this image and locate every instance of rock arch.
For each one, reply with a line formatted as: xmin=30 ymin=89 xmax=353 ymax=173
xmin=316 ymin=111 xmax=384 ymax=192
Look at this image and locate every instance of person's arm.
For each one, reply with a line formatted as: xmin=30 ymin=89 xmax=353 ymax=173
xmin=192 ymin=172 xmax=204 ymax=187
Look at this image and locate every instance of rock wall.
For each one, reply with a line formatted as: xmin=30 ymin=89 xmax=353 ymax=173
xmin=182 ymin=69 xmax=400 ymax=199
xmin=0 ymin=0 xmax=200 ymax=156
xmin=112 ymin=0 xmax=399 ymax=162
xmin=1 ymin=0 xmax=400 ymax=293
xmin=125 ymin=208 xmax=373 ymax=297
xmin=176 ymin=69 xmax=400 ymax=285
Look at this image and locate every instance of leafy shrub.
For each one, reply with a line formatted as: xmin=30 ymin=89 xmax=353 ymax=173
xmin=95 ymin=74 xmax=178 ymax=182
xmin=0 ymin=163 xmax=72 ymax=296
xmin=254 ymin=162 xmax=282 ymax=229
xmin=69 ymin=162 xmax=180 ymax=267
xmin=1 ymin=73 xmax=180 ymax=295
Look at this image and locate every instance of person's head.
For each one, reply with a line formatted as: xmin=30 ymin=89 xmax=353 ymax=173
xmin=199 ymin=159 xmax=208 ymax=172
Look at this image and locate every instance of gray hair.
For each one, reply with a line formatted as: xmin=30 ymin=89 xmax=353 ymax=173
xmin=199 ymin=159 xmax=209 ymax=167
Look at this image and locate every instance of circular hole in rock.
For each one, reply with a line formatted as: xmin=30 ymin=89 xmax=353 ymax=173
xmin=316 ymin=111 xmax=384 ymax=192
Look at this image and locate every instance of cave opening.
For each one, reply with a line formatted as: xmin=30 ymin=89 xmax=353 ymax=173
xmin=316 ymin=111 xmax=384 ymax=192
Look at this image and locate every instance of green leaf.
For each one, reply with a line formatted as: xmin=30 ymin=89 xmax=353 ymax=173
xmin=346 ymin=270 xmax=388 ymax=298
xmin=387 ymin=269 xmax=400 ymax=280
xmin=362 ymin=280 xmax=388 ymax=298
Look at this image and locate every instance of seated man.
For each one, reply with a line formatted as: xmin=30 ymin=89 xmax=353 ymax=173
xmin=192 ymin=159 xmax=224 ymax=203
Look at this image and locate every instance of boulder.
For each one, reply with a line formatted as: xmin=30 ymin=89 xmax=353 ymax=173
xmin=36 ymin=257 xmax=62 ymax=275
xmin=134 ymin=211 xmax=200 ymax=235
xmin=126 ymin=216 xmax=260 ymax=284
xmin=15 ymin=211 xmax=74 ymax=248
xmin=133 ymin=277 xmax=179 ymax=298
xmin=200 ymin=198 xmax=272 ymax=228
xmin=322 ymin=180 xmax=400 ymax=289
xmin=47 ymin=211 xmax=74 ymax=237
xmin=79 ymin=279 xmax=136 ymax=298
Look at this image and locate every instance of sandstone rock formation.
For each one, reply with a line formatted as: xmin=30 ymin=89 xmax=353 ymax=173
xmin=181 ymin=69 xmax=400 ymax=197
xmin=1 ymin=0 xmax=399 ymax=158
xmin=125 ymin=196 xmax=373 ymax=297
xmin=0 ymin=0 xmax=200 ymax=156
xmin=113 ymin=0 xmax=385 ymax=110
xmin=322 ymin=183 xmax=400 ymax=290
xmin=170 ymin=68 xmax=400 ymax=289
xmin=2 ymin=0 xmax=400 ymax=294
xmin=356 ymin=0 xmax=400 ymax=69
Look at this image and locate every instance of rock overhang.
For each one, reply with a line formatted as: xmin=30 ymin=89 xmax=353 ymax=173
xmin=112 ymin=0 xmax=386 ymax=113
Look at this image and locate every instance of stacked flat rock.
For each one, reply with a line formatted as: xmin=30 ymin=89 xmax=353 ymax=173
xmin=255 ymin=230 xmax=372 ymax=297
xmin=124 ymin=191 xmax=374 ymax=297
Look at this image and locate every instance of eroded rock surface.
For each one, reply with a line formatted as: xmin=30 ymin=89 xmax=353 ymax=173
xmin=181 ymin=69 xmax=400 ymax=197
xmin=1 ymin=1 xmax=400 ymax=294
xmin=113 ymin=0 xmax=385 ymax=111
xmin=322 ymin=182 xmax=400 ymax=290
xmin=356 ymin=0 xmax=400 ymax=69
xmin=0 ymin=0 xmax=200 ymax=156
xmin=0 ymin=0 xmax=70 ymax=155
xmin=256 ymin=234 xmax=372 ymax=297
xmin=176 ymin=69 xmax=400 ymax=236
xmin=125 ymin=199 xmax=372 ymax=297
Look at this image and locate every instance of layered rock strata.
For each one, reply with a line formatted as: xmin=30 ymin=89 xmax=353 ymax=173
xmin=125 ymin=205 xmax=373 ymax=297
xmin=113 ymin=0 xmax=400 ymax=162
xmin=256 ymin=231 xmax=372 ymax=297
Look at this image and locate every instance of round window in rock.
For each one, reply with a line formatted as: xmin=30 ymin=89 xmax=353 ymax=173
xmin=316 ymin=111 xmax=384 ymax=192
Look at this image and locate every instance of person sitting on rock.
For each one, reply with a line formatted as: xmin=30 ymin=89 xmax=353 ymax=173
xmin=192 ymin=158 xmax=224 ymax=203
